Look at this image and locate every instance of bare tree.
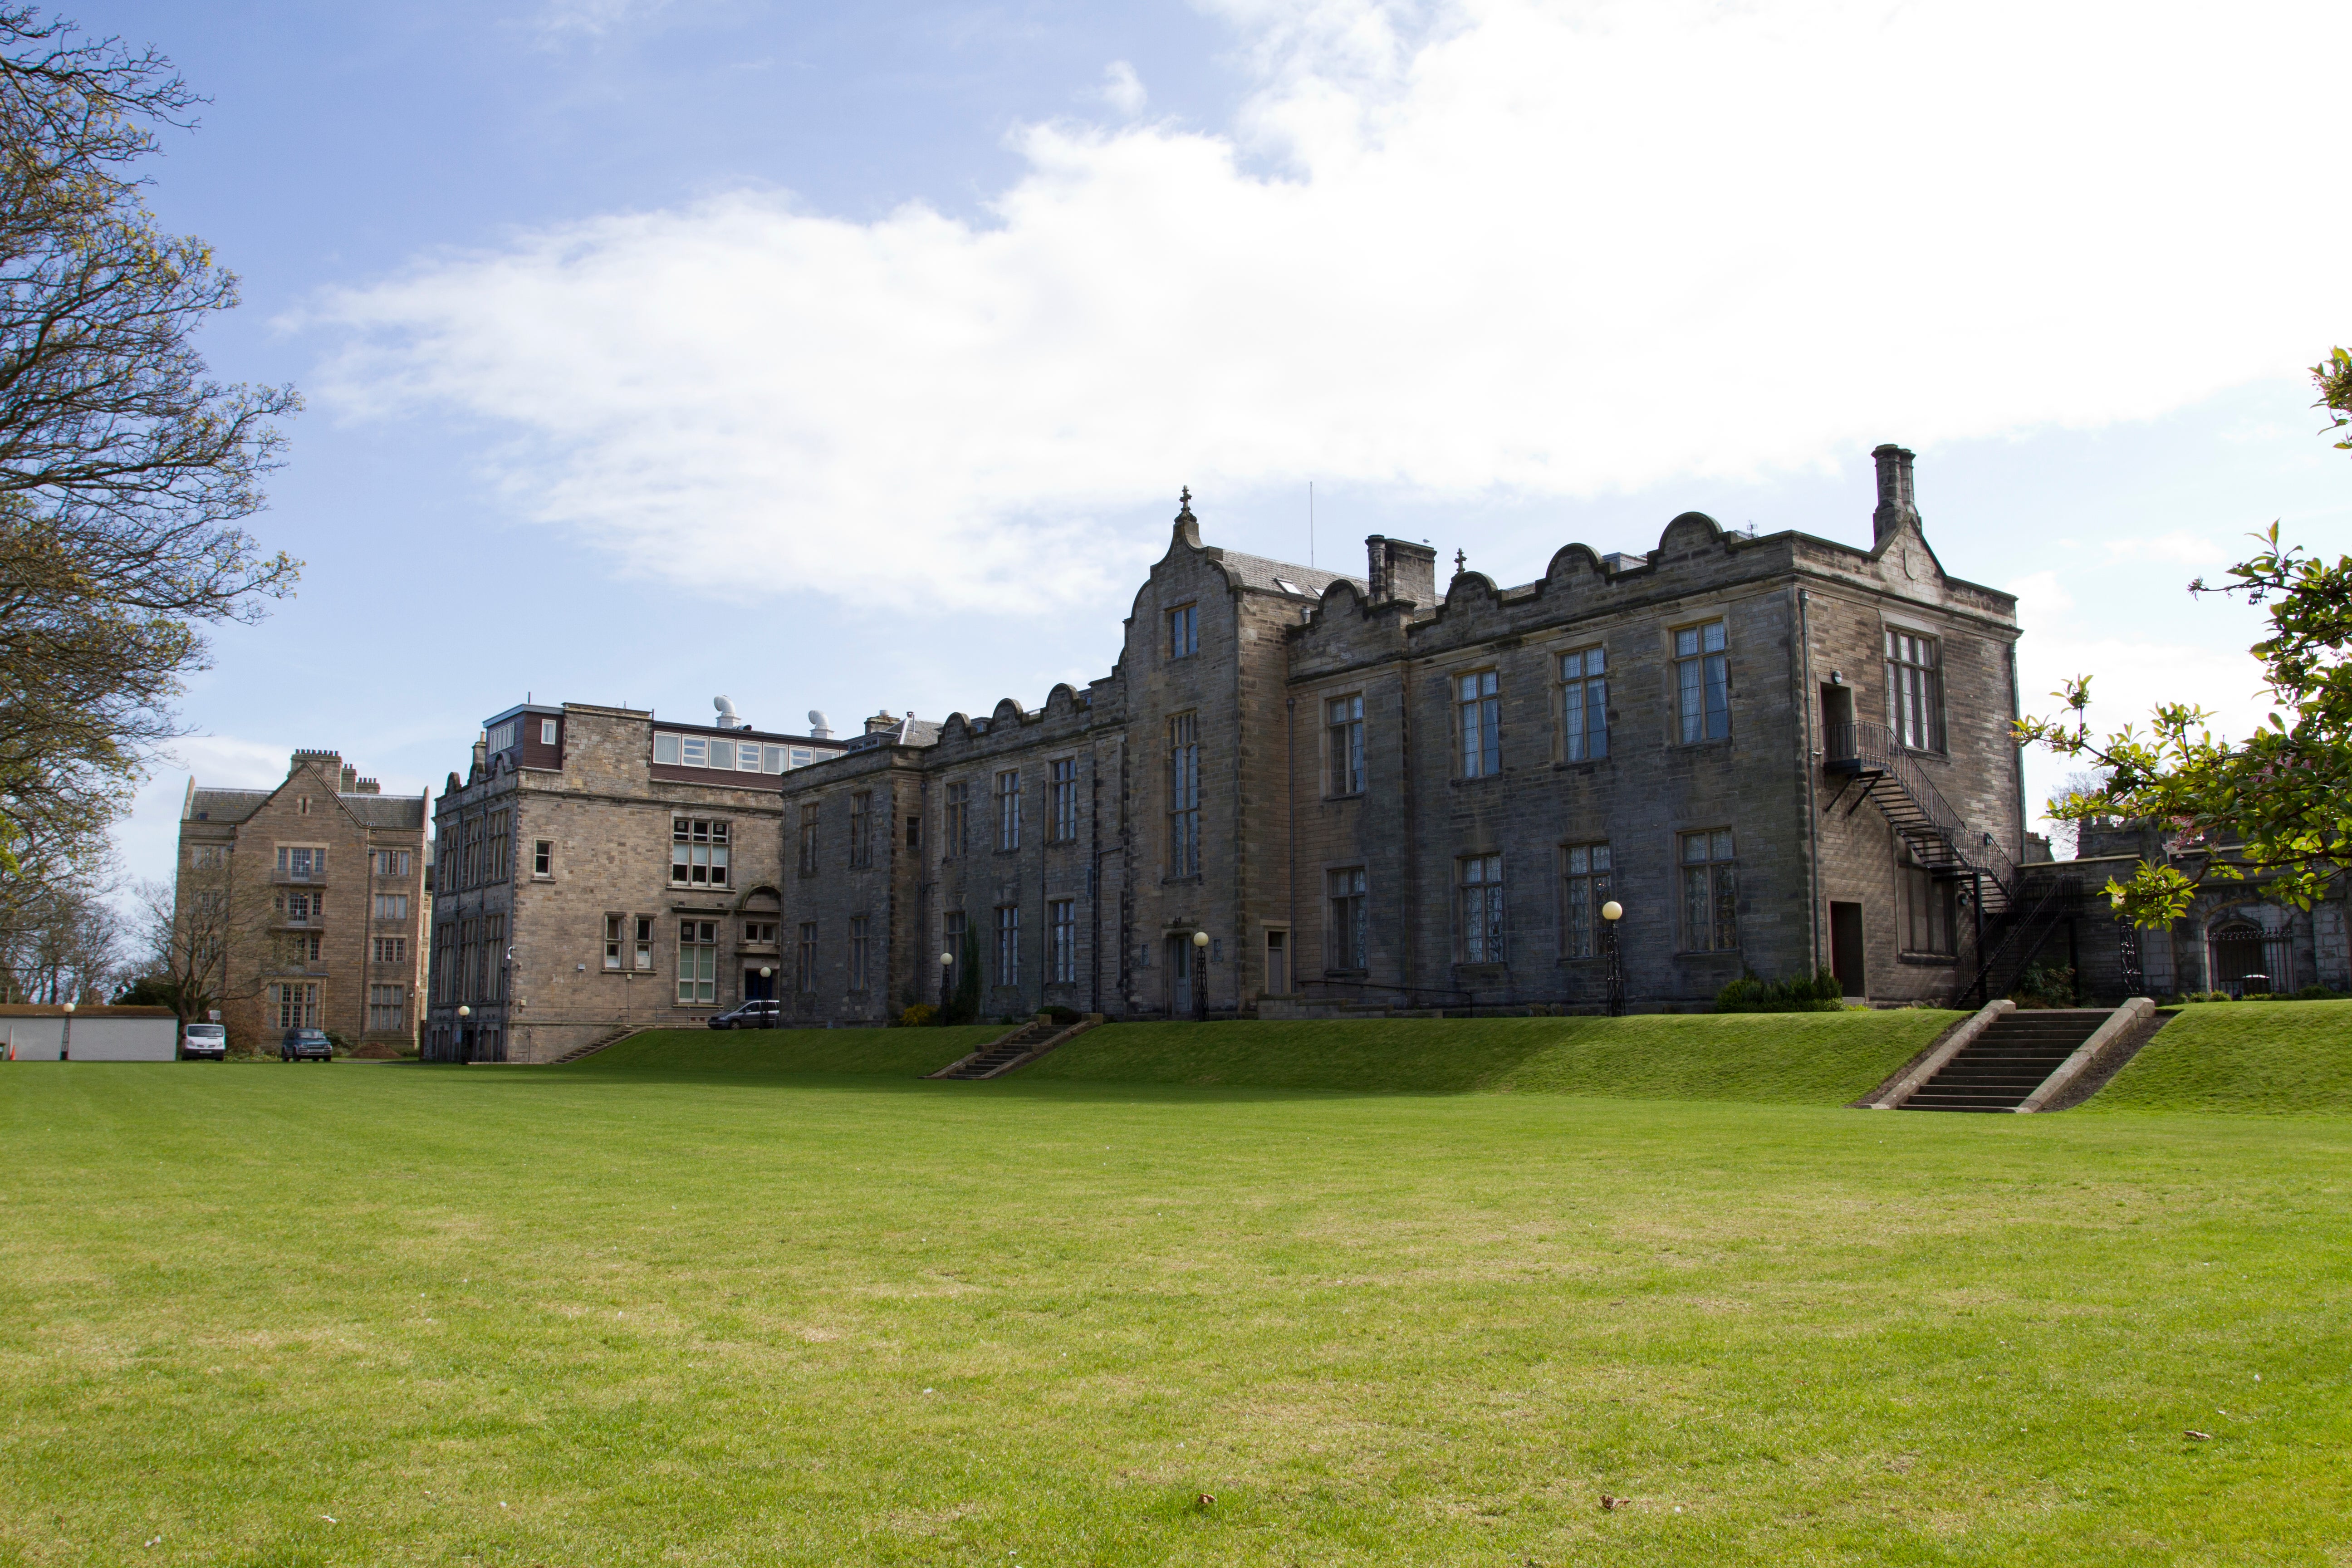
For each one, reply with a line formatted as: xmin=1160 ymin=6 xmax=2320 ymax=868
xmin=0 ymin=8 xmax=299 ymax=904
xmin=0 ymin=867 xmax=126 ymax=1002
xmin=2043 ymin=768 xmax=2112 ymax=860
xmin=133 ymin=851 xmax=273 ymax=1028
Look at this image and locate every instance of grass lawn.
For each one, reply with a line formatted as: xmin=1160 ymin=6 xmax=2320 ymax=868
xmin=2087 ymin=999 xmax=2352 ymax=1115
xmin=1019 ymin=1010 xmax=1965 ymax=1101
xmin=3 ymin=1014 xmax=2347 ymax=1565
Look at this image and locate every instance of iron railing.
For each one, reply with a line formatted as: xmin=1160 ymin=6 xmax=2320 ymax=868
xmin=1956 ymin=875 xmax=2079 ymax=1007
xmin=1828 ymin=721 xmax=2019 ymax=897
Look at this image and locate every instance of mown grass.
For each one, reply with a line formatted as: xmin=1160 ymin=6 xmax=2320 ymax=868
xmin=582 ymin=1024 xmax=1004 ymax=1079
xmin=1019 ymin=1010 xmax=1962 ymax=1102
xmin=2088 ymin=999 xmax=2352 ymax=1115
xmin=2 ymin=1019 xmax=2347 ymax=1566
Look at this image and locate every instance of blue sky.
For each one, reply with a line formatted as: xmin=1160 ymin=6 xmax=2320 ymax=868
xmin=88 ymin=0 xmax=2352 ymax=888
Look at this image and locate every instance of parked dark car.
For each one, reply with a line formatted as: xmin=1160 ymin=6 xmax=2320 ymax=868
xmin=181 ymin=1023 xmax=228 ymax=1061
xmin=707 ymin=1000 xmax=782 ymax=1031
xmin=280 ymin=1028 xmax=335 ymax=1062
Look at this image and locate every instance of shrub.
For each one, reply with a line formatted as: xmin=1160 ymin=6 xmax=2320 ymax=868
xmin=1044 ymin=1005 xmax=1082 ymax=1025
xmin=898 ymin=1004 xmax=938 ymax=1029
xmin=2297 ymin=984 xmax=2342 ymax=1001
xmin=2010 ymin=962 xmax=2077 ymax=1009
xmin=1715 ymin=968 xmax=1844 ymax=1013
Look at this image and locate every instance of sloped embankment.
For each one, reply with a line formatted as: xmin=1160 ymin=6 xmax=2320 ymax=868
xmin=1016 ymin=1010 xmax=1964 ymax=1102
xmin=2081 ymin=999 xmax=2352 ymax=1115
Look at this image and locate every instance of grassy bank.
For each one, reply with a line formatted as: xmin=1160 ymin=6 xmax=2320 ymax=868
xmin=5 ymin=1058 xmax=2346 ymax=1564
xmin=2087 ymin=998 xmax=2352 ymax=1115
xmin=575 ymin=1024 xmax=1004 ymax=1079
xmin=1018 ymin=1009 xmax=1963 ymax=1102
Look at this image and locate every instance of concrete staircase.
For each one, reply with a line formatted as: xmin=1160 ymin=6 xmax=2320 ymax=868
xmin=930 ymin=1014 xmax=1102 ymax=1080
xmin=1896 ymin=1009 xmax=2110 ymax=1112
xmin=548 ymin=1025 xmax=654 ymax=1066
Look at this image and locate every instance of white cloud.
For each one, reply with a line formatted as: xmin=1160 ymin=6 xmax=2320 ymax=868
xmin=1094 ymin=60 xmax=1148 ymax=118
xmin=534 ymin=0 xmax=670 ymax=39
xmin=2102 ymin=529 xmax=2225 ymax=568
xmin=2011 ymin=565 xmax=2271 ymax=843
xmin=309 ymin=0 xmax=2352 ymax=608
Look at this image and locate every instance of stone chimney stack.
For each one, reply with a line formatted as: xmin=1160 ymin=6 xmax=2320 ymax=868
xmin=339 ymin=763 xmax=358 ymax=793
xmin=1364 ymin=535 xmax=1438 ymax=607
xmin=1872 ymin=444 xmax=1919 ymax=544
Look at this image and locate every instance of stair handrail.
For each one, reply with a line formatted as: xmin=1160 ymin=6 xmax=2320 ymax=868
xmin=1955 ymin=874 xmax=2080 ymax=1007
xmin=1829 ymin=721 xmax=2019 ymax=895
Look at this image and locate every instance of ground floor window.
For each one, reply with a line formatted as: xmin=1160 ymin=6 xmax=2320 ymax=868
xmin=1458 ymin=853 xmax=1504 ymax=963
xmin=677 ymin=919 xmax=718 ymax=1004
xmin=271 ymin=982 xmax=319 ymax=1030
xmin=995 ymin=906 xmax=1020 ymax=987
xmin=1049 ymin=898 xmax=1076 ymax=983
xmin=849 ymin=915 xmax=871 ymax=992
xmin=1680 ymin=829 xmax=1738 ymax=952
xmin=1328 ymin=867 xmax=1368 ymax=970
xmin=368 ymin=985 xmax=406 ymax=1032
xmin=1561 ymin=843 xmax=1612 ymax=957
xmin=796 ymin=922 xmax=818 ymax=992
xmin=1901 ymin=863 xmax=1956 ymax=955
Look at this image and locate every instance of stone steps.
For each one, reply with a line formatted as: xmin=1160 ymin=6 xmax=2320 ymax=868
xmin=1897 ymin=1009 xmax=2110 ymax=1112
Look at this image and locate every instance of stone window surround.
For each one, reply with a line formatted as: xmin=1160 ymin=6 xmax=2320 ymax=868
xmin=1879 ymin=608 xmax=1950 ymax=756
xmin=1324 ymin=862 xmax=1369 ymax=974
xmin=1554 ymin=643 xmax=1610 ymax=765
xmin=1321 ymin=689 xmax=1365 ymax=799
xmin=1675 ymin=825 xmax=1740 ymax=955
xmin=1667 ymin=612 xmax=1732 ymax=747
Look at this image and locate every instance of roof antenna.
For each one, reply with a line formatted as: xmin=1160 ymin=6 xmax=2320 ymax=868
xmin=1308 ymin=480 xmax=1315 ymax=568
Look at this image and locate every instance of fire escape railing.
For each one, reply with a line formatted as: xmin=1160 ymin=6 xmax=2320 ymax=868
xmin=1827 ymin=721 xmax=2019 ymax=899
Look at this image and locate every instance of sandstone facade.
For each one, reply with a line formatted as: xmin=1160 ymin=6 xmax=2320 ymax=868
xmin=425 ymin=448 xmax=2074 ymax=1058
xmin=422 ymin=703 xmax=847 ymax=1062
xmin=175 ymin=750 xmax=429 ymax=1053
xmin=778 ymin=450 xmax=2030 ymax=1024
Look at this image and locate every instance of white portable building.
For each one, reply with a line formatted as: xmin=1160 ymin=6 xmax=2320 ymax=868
xmin=1 ymin=1006 xmax=178 ymax=1061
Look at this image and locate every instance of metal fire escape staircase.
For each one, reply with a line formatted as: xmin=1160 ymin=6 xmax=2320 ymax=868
xmin=1825 ymin=722 xmax=2058 ymax=1004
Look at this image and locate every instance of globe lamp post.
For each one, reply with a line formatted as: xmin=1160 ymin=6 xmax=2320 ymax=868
xmin=1191 ymin=930 xmax=1210 ymax=1022
xmin=1601 ymin=901 xmax=1625 ymax=1016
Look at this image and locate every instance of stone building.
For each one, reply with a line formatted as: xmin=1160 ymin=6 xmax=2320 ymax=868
xmin=420 ymin=701 xmax=848 ymax=1062
xmin=2022 ymin=819 xmax=2352 ymax=1001
xmin=775 ymin=449 xmax=2039 ymax=1026
xmin=175 ymin=750 xmax=429 ymax=1052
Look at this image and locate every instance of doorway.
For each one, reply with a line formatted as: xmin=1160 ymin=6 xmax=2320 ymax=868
xmin=1166 ymin=934 xmax=1195 ymax=1016
xmin=743 ymin=967 xmax=776 ymax=1001
xmin=1830 ymin=901 xmax=1866 ymax=999
xmin=1821 ymin=683 xmax=1856 ymax=758
xmin=1264 ymin=928 xmax=1289 ymax=997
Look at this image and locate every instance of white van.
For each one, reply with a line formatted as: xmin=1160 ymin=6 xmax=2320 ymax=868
xmin=181 ymin=1023 xmax=227 ymax=1061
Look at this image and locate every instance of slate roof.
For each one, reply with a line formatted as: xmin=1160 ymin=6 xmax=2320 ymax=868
xmin=1214 ymin=550 xmax=1366 ymax=599
xmin=342 ymin=793 xmax=428 ymax=829
xmin=844 ymin=716 xmax=945 ymax=752
xmin=183 ymin=785 xmax=426 ymax=828
xmin=186 ymin=788 xmax=271 ymax=823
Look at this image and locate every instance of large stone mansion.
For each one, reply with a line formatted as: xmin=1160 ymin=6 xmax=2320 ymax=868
xmin=173 ymin=750 xmax=430 ymax=1053
xmin=421 ymin=445 xmax=2136 ymax=1063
